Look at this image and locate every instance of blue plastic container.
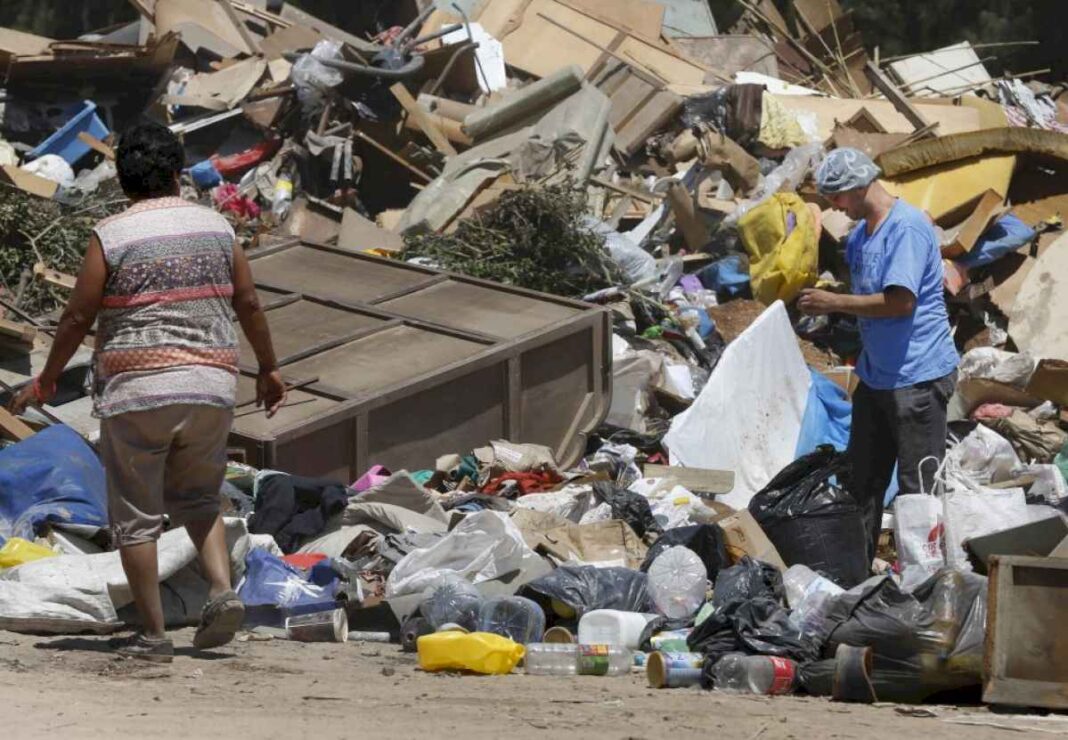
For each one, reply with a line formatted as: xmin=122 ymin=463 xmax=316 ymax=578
xmin=27 ymin=101 xmax=110 ymax=167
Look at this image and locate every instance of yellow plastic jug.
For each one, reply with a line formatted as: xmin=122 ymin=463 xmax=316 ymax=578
xmin=417 ymin=631 xmax=525 ymax=674
xmin=0 ymin=537 xmax=57 ymax=568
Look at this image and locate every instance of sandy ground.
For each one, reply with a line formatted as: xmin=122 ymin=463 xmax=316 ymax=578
xmin=1 ymin=629 xmax=1063 ymax=739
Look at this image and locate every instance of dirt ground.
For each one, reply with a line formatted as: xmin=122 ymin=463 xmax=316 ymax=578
xmin=1 ymin=629 xmax=1063 ymax=739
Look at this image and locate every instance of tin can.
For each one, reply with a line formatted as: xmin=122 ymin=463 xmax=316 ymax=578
xmin=646 ymin=651 xmax=704 ymax=688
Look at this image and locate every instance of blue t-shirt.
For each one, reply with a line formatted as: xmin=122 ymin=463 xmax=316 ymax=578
xmin=845 ymin=199 xmax=959 ymax=390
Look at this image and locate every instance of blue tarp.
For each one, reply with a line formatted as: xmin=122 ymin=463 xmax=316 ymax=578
xmin=795 ymin=369 xmax=851 ymax=457
xmin=696 ymin=255 xmax=750 ymax=298
xmin=0 ymin=425 xmax=107 ymax=545
xmin=954 ymin=214 xmax=1035 ymax=270
xmin=237 ymin=548 xmax=337 ymax=609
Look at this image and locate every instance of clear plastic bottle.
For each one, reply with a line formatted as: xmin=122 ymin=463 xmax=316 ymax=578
xmin=478 ymin=596 xmax=546 ymax=645
xmin=710 ymin=653 xmax=798 ymax=695
xmin=783 ymin=565 xmax=843 ymax=637
xmin=271 ymin=170 xmax=294 ymax=221
xmin=524 ymin=643 xmax=579 ymax=676
xmin=576 ymin=644 xmax=633 ymax=676
xmin=421 ymin=577 xmax=483 ymax=631
xmin=646 ymin=546 xmax=708 ymax=619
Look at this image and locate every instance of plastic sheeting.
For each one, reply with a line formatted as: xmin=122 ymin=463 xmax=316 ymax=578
xmin=665 ymin=301 xmax=811 ymax=509
xmin=237 ymin=548 xmax=337 ymax=609
xmin=796 ymin=369 xmax=852 ymax=456
xmin=0 ymin=425 xmax=107 ymax=545
xmin=385 ymin=511 xmax=542 ymax=597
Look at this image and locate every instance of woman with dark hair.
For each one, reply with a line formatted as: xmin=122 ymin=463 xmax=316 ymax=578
xmin=9 ymin=121 xmax=287 ymax=663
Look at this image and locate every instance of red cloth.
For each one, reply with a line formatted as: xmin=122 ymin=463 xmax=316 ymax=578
xmin=213 ymin=183 xmax=261 ymax=220
xmin=482 ymin=471 xmax=562 ymax=496
xmin=210 ymin=137 xmax=282 ymax=179
xmin=282 ymin=552 xmax=328 ymax=570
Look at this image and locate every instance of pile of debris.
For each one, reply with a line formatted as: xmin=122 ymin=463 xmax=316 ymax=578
xmin=0 ymin=0 xmax=1067 ymax=714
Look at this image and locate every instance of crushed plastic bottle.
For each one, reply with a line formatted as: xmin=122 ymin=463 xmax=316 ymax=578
xmin=710 ymin=653 xmax=798 ymax=695
xmin=782 ymin=564 xmax=844 ymax=637
xmin=646 ymin=546 xmax=708 ymax=619
xmin=524 ymin=643 xmax=579 ymax=676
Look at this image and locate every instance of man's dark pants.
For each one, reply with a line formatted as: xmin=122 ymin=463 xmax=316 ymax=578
xmin=847 ymin=370 xmax=957 ymax=563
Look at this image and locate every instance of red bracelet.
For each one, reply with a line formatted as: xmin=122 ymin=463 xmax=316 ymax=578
xmin=31 ymin=376 xmax=51 ymax=404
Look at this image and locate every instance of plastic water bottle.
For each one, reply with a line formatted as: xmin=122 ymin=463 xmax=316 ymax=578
xmin=272 ymin=173 xmax=293 ymax=220
xmin=576 ymin=644 xmax=633 ymax=676
xmin=783 ymin=565 xmax=843 ymax=636
xmin=646 ymin=546 xmax=708 ymax=619
xmin=524 ymin=643 xmax=579 ymax=676
xmin=577 ymin=610 xmax=659 ymax=650
xmin=710 ymin=654 xmax=798 ymax=695
xmin=477 ymin=596 xmax=546 ymax=645
xmin=421 ymin=578 xmax=483 ymax=631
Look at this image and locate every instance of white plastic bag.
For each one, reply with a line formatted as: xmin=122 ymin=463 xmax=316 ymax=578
xmin=384 ymin=511 xmax=542 ymax=597
xmin=893 ymin=456 xmax=947 ymax=589
xmin=947 ymin=424 xmax=1020 ymax=484
xmin=942 ymin=486 xmax=1030 ymax=569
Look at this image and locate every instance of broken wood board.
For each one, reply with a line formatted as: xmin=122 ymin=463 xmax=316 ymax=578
xmin=1007 ymin=231 xmax=1068 ymax=359
xmin=390 ymin=83 xmax=457 ymax=157
xmin=829 ymin=127 xmax=909 ymax=160
xmin=593 ymin=62 xmax=683 ymax=155
xmin=939 ymin=189 xmax=1008 ymax=258
xmin=772 ymin=95 xmax=982 ymax=141
xmin=0 ymin=318 xmax=38 ymax=348
xmin=33 ymin=263 xmax=76 ymax=291
xmin=476 ymin=0 xmax=666 ymax=43
xmin=161 ymin=57 xmax=267 ymax=112
xmin=0 ymin=27 xmax=54 ymax=63
xmin=154 ymin=0 xmax=256 ymax=57
xmin=984 ymin=555 xmax=1068 ymax=710
xmin=864 ymin=61 xmax=931 ymax=131
xmin=476 ymin=0 xmax=708 ymax=85
xmin=0 ymin=407 xmax=35 ymax=442
xmin=842 ymin=107 xmax=888 ymax=134
xmin=337 ymin=208 xmax=405 ymax=254
xmin=670 ymin=35 xmax=777 ymax=80
xmin=77 ymin=132 xmax=115 ymax=160
xmin=0 ymin=165 xmax=58 ymax=200
xmin=643 ymin=463 xmax=734 ymax=495
xmin=283 ymin=198 xmax=341 ymax=245
xmin=884 ymin=154 xmax=1015 ymax=222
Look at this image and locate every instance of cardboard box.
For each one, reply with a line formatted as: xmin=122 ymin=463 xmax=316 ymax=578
xmin=713 ymin=509 xmax=786 ymax=571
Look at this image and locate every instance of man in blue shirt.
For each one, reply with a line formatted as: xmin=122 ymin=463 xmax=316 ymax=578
xmin=798 ymin=148 xmax=959 ymax=563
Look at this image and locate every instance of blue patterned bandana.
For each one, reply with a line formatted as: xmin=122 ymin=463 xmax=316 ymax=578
xmin=816 ymin=147 xmax=882 ymax=194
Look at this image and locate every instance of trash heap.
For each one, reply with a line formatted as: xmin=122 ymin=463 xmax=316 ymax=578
xmin=1 ymin=0 xmax=1067 ymax=713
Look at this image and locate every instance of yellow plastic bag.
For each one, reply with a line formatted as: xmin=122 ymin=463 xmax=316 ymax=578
xmin=417 ymin=631 xmax=525 ymax=675
xmin=737 ymin=192 xmax=818 ymax=305
xmin=0 ymin=537 xmax=57 ymax=568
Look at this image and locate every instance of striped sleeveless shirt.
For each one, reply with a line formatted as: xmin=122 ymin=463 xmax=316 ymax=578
xmin=91 ymin=196 xmax=239 ymax=418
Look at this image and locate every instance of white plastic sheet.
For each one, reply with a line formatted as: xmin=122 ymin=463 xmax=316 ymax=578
xmin=664 ymin=301 xmax=811 ymax=509
xmin=384 ymin=510 xmax=542 ymax=597
xmin=942 ymin=486 xmax=1030 ymax=569
xmin=947 ymin=424 xmax=1020 ymax=484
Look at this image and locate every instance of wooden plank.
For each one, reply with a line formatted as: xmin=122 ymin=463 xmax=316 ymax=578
xmin=864 ymin=61 xmax=931 ymax=131
xmin=0 ymin=317 xmax=38 ymax=346
xmin=77 ymin=132 xmax=116 ymax=160
xmin=390 ymin=83 xmax=457 ymax=157
xmin=643 ymin=463 xmax=734 ymax=494
xmin=984 ymin=555 xmax=1068 ymax=710
xmin=940 ymin=189 xmax=1007 ymax=258
xmin=33 ymin=263 xmax=76 ymax=291
xmin=0 ymin=407 xmax=36 ymax=442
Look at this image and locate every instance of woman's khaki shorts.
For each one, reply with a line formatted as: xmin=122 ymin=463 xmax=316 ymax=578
xmin=99 ymin=405 xmax=233 ymax=546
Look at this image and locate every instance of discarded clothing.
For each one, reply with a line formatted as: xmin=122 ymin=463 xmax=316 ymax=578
xmin=248 ymin=474 xmax=349 ymax=554
xmin=986 ymin=410 xmax=1068 ymax=464
xmin=737 ymin=192 xmax=818 ymax=304
xmin=953 ymin=213 xmax=1035 ymax=270
xmin=483 ymin=471 xmax=563 ymax=496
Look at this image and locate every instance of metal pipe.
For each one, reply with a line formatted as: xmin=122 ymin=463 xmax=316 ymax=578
xmin=393 ymin=3 xmax=436 ymax=47
xmin=283 ymin=51 xmax=426 ymax=80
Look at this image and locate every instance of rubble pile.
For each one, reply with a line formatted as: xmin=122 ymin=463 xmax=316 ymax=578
xmin=0 ymin=0 xmax=1067 ymax=715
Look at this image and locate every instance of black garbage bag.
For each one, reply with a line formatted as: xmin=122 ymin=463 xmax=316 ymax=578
xmin=637 ymin=615 xmax=694 ymax=652
xmin=640 ymin=524 xmax=729 ymax=584
xmin=519 ymin=565 xmax=652 ymax=621
xmin=591 ymin=481 xmax=663 ymax=540
xmin=799 ymin=568 xmax=987 ymax=702
xmin=688 ymin=596 xmax=821 ymax=685
xmin=711 ymin=556 xmax=784 ymax=610
xmin=748 ymin=446 xmax=867 ymax=588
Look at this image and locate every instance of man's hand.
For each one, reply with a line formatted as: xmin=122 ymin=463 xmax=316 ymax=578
xmin=256 ymin=368 xmax=287 ymax=418
xmin=797 ymin=288 xmax=843 ymax=316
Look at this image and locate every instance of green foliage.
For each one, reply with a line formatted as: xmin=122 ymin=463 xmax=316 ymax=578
xmin=0 ymin=183 xmax=127 ymax=316
xmin=402 ymin=182 xmax=622 ymax=298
